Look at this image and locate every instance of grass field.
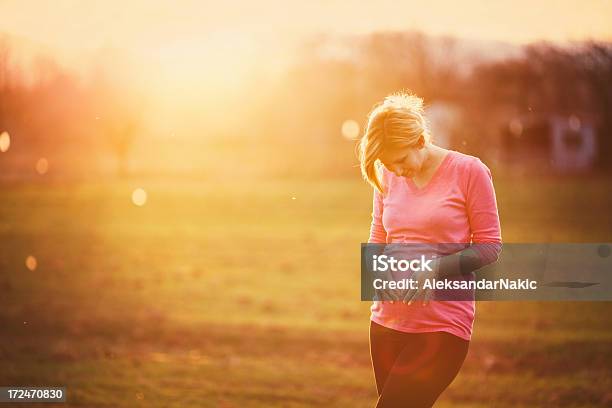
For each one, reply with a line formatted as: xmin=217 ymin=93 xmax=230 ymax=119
xmin=1 ymin=175 xmax=611 ymax=407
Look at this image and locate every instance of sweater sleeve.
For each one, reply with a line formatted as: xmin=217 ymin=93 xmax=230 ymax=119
xmin=466 ymin=158 xmax=502 ymax=266
xmin=368 ymin=187 xmax=387 ymax=244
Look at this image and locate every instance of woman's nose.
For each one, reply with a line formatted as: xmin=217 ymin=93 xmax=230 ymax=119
xmin=391 ymin=166 xmax=404 ymax=177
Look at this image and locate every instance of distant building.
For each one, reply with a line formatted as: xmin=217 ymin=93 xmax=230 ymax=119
xmin=501 ymin=114 xmax=598 ymax=173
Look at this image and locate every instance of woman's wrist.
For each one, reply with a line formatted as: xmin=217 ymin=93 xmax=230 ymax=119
xmin=434 ymin=253 xmax=456 ymax=279
xmin=435 ymin=247 xmax=486 ymax=279
xmin=432 ymin=256 xmax=443 ymax=278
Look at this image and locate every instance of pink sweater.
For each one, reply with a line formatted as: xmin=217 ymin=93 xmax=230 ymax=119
xmin=368 ymin=149 xmax=502 ymax=341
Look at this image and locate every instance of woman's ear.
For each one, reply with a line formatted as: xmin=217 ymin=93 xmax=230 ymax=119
xmin=416 ymin=135 xmax=425 ymax=149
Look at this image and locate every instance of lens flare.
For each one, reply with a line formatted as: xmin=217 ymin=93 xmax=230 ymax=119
xmin=509 ymin=119 xmax=523 ymax=137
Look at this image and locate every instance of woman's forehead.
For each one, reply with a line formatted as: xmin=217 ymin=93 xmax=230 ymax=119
xmin=379 ymin=146 xmax=413 ymax=163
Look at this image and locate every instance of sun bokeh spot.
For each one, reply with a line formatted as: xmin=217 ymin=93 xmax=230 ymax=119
xmin=0 ymin=131 xmax=10 ymax=152
xmin=341 ymin=120 xmax=360 ymax=140
xmin=36 ymin=158 xmax=49 ymax=175
xmin=132 ymin=188 xmax=148 ymax=206
xmin=25 ymin=255 xmax=37 ymax=271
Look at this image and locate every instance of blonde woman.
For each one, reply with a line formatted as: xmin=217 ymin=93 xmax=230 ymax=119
xmin=359 ymin=92 xmax=502 ymax=407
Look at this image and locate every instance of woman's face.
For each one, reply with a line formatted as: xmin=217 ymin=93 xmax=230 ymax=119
xmin=379 ymin=145 xmax=426 ymax=178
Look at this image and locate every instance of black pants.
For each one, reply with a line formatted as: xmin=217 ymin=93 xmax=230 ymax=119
xmin=369 ymin=320 xmax=470 ymax=408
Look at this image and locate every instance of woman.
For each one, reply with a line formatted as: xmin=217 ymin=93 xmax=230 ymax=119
xmin=358 ymin=92 xmax=502 ymax=407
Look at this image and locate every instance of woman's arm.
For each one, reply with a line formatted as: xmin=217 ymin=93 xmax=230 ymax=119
xmin=436 ymin=158 xmax=503 ymax=279
xmin=368 ymin=187 xmax=387 ymax=244
xmin=368 ymin=180 xmax=404 ymax=301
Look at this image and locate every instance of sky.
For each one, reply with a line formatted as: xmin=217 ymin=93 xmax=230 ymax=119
xmin=1 ymin=0 xmax=610 ymax=134
xmin=1 ymin=0 xmax=611 ymax=55
xmin=0 ymin=0 xmax=609 ymax=79
xmin=1 ymin=0 xmax=611 ymax=75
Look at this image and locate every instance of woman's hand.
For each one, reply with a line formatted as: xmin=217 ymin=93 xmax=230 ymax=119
xmin=402 ymin=257 xmax=441 ymax=306
xmin=373 ymin=245 xmax=410 ymax=303
xmin=374 ymin=267 xmax=403 ymax=303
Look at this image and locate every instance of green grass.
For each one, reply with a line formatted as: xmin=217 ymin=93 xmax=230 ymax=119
xmin=0 ymin=175 xmax=610 ymax=407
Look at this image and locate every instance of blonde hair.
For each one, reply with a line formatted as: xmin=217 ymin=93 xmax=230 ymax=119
xmin=358 ymin=92 xmax=430 ymax=195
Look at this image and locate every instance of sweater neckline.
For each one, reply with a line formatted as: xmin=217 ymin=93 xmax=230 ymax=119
xmin=405 ymin=150 xmax=454 ymax=194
